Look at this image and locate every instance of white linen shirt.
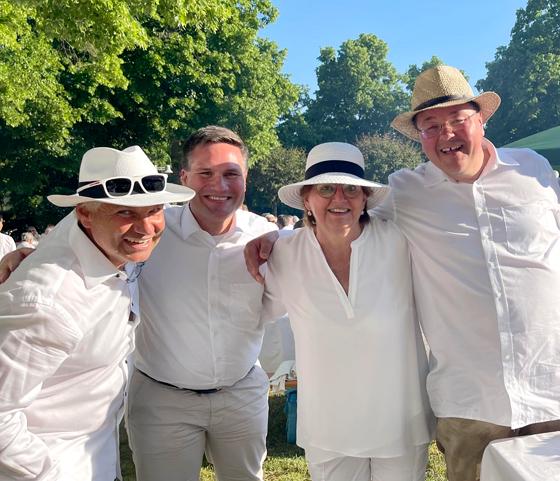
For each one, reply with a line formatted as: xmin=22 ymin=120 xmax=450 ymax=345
xmin=0 ymin=215 xmax=138 ymax=481
xmin=375 ymin=140 xmax=560 ymax=429
xmin=0 ymin=232 xmax=16 ymax=259
xmin=134 ymin=205 xmax=276 ymax=389
xmin=262 ymin=220 xmax=434 ymax=460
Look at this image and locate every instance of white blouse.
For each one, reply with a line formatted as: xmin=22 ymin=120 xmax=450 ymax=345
xmin=263 ymin=217 xmax=434 ymax=462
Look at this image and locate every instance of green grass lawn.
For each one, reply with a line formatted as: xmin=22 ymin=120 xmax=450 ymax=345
xmin=120 ymin=394 xmax=446 ymax=480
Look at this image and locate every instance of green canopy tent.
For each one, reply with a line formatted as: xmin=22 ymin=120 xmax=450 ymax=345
xmin=503 ymin=125 xmax=560 ymax=166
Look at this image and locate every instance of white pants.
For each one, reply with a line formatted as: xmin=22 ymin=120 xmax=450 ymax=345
xmin=126 ymin=366 xmax=269 ymax=481
xmin=306 ymin=444 xmax=429 ymax=481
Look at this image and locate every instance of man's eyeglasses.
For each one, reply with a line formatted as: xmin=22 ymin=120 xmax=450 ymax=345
xmin=76 ymin=174 xmax=167 ymax=199
xmin=314 ymin=184 xmax=362 ymax=199
xmin=417 ymin=110 xmax=479 ymax=139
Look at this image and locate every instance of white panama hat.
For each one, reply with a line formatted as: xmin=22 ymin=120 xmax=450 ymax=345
xmin=278 ymin=142 xmax=389 ymax=210
xmin=48 ymin=146 xmax=195 ymax=207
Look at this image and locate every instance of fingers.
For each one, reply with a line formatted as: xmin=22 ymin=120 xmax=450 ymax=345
xmin=244 ymin=242 xmax=265 ymax=284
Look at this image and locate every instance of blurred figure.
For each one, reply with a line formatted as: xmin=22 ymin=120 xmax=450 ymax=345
xmin=0 ymin=214 xmax=16 ymax=259
xmin=276 ymin=214 xmax=295 ymax=230
xmin=17 ymin=231 xmax=37 ymax=249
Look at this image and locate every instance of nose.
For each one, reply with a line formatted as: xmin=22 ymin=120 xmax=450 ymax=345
xmin=134 ymin=214 xmax=158 ymax=236
xmin=333 ymin=185 xmax=347 ymax=200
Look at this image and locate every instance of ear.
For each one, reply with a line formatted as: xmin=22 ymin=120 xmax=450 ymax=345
xmin=179 ymin=168 xmax=189 ymax=187
xmin=75 ymin=205 xmax=94 ymax=230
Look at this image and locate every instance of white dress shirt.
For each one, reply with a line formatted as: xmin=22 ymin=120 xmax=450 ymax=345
xmin=262 ymin=220 xmax=434 ymax=461
xmin=134 ymin=205 xmax=277 ymax=389
xmin=0 ymin=215 xmax=138 ymax=481
xmin=0 ymin=232 xmax=16 ymax=259
xmin=375 ymin=140 xmax=560 ymax=429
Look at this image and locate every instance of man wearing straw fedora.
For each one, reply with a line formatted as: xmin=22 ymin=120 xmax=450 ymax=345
xmin=0 ymin=146 xmax=194 ymax=481
xmin=383 ymin=65 xmax=560 ymax=481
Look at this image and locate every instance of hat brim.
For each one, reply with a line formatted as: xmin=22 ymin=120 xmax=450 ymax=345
xmin=391 ymin=91 xmax=501 ymax=141
xmin=48 ymin=182 xmax=195 ymax=207
xmin=278 ymin=173 xmax=389 ymax=210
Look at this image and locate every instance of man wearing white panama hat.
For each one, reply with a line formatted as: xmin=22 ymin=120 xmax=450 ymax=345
xmin=382 ymin=65 xmax=560 ymax=481
xmin=0 ymin=145 xmax=194 ymax=481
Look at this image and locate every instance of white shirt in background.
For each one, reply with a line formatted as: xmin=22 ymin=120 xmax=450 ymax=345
xmin=0 ymin=232 xmax=16 ymax=259
xmin=134 ymin=205 xmax=276 ymax=389
xmin=263 ymin=220 xmax=434 ymax=462
xmin=0 ymin=216 xmax=138 ymax=481
xmin=375 ymin=140 xmax=560 ymax=429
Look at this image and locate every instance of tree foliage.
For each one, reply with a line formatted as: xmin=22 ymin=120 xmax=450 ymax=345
xmin=245 ymin=146 xmax=306 ymax=215
xmin=0 ymin=0 xmax=298 ymax=228
xmin=476 ymin=0 xmax=560 ymax=145
xmin=357 ymin=133 xmax=424 ymax=184
xmin=278 ymin=34 xmax=408 ymax=150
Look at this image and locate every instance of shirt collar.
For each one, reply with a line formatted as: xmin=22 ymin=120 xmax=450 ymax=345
xmin=68 ymin=216 xmax=123 ymax=289
xmin=177 ymin=204 xmax=247 ymax=240
xmin=422 ymin=138 xmax=519 ymax=187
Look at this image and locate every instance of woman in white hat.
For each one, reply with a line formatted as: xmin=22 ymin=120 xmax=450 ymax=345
xmin=262 ymin=142 xmax=434 ymax=481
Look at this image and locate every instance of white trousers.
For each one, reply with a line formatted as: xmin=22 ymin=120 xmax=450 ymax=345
xmin=126 ymin=366 xmax=269 ymax=481
xmin=306 ymin=444 xmax=429 ymax=481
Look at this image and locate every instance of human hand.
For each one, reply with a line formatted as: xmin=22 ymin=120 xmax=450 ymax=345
xmin=243 ymin=231 xmax=279 ymax=284
xmin=0 ymin=248 xmax=34 ymax=284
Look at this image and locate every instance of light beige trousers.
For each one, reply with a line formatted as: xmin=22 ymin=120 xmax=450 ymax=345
xmin=126 ymin=366 xmax=269 ymax=481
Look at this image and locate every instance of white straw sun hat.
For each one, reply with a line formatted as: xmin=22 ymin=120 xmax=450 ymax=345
xmin=278 ymin=142 xmax=389 ymax=210
xmin=391 ymin=65 xmax=501 ymax=141
xmin=48 ymin=146 xmax=195 ymax=207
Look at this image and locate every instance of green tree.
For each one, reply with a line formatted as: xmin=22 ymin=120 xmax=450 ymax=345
xmin=245 ymin=146 xmax=306 ymax=215
xmin=301 ymin=34 xmax=408 ymax=147
xmin=357 ymin=133 xmax=424 ymax=184
xmin=0 ymin=0 xmax=298 ymax=229
xmin=476 ymin=0 xmax=560 ymax=145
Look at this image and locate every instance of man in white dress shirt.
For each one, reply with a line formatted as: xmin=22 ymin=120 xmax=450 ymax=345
xmin=0 ymin=214 xmax=16 ymax=260
xmin=127 ymin=126 xmax=276 ymax=481
xmin=381 ymin=66 xmax=560 ymax=481
xmin=0 ymin=146 xmax=194 ymax=481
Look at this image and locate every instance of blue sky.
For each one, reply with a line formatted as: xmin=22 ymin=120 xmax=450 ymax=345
xmin=260 ymin=0 xmax=528 ymax=95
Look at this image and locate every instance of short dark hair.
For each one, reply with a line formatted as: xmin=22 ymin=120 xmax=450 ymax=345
xmin=181 ymin=126 xmax=248 ymax=171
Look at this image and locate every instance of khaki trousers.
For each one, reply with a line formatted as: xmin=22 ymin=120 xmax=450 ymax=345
xmin=436 ymin=417 xmax=560 ymax=481
xmin=127 ymin=366 xmax=269 ymax=481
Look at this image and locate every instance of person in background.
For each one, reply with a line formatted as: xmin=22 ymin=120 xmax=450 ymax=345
xmin=0 ymin=213 xmax=16 ymax=259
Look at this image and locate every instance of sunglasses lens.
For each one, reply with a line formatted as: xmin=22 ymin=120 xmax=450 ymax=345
xmin=141 ymin=175 xmax=166 ymax=193
xmin=105 ymin=178 xmax=132 ymax=196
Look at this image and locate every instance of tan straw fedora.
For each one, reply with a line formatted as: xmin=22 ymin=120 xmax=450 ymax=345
xmin=391 ymin=65 xmax=501 ymax=141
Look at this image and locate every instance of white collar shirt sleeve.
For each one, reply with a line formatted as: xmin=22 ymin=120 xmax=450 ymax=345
xmin=134 ymin=205 xmax=276 ymax=389
xmin=0 ymin=216 xmax=138 ymax=481
xmin=0 ymin=233 xmax=16 ymax=259
xmin=387 ymin=140 xmax=560 ymax=428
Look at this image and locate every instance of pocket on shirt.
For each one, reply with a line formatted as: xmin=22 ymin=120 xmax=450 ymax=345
xmin=501 ymin=203 xmax=560 ymax=256
xmin=229 ymin=282 xmax=265 ymax=330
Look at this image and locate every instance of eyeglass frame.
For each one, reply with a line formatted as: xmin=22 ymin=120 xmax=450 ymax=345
xmin=313 ymin=183 xmax=364 ymax=199
xmin=76 ymin=174 xmax=168 ymax=199
xmin=415 ymin=109 xmax=480 ymax=140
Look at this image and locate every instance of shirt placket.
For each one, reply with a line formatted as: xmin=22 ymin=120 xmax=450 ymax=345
xmin=473 ymin=180 xmax=517 ymax=423
xmin=207 ymin=242 xmax=220 ymax=384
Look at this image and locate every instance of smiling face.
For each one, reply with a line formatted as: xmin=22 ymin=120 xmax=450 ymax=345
xmin=415 ymin=103 xmax=487 ymax=183
xmin=76 ymin=203 xmax=165 ymax=268
xmin=303 ymin=184 xmax=368 ymax=239
xmin=180 ymin=142 xmax=247 ymax=235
